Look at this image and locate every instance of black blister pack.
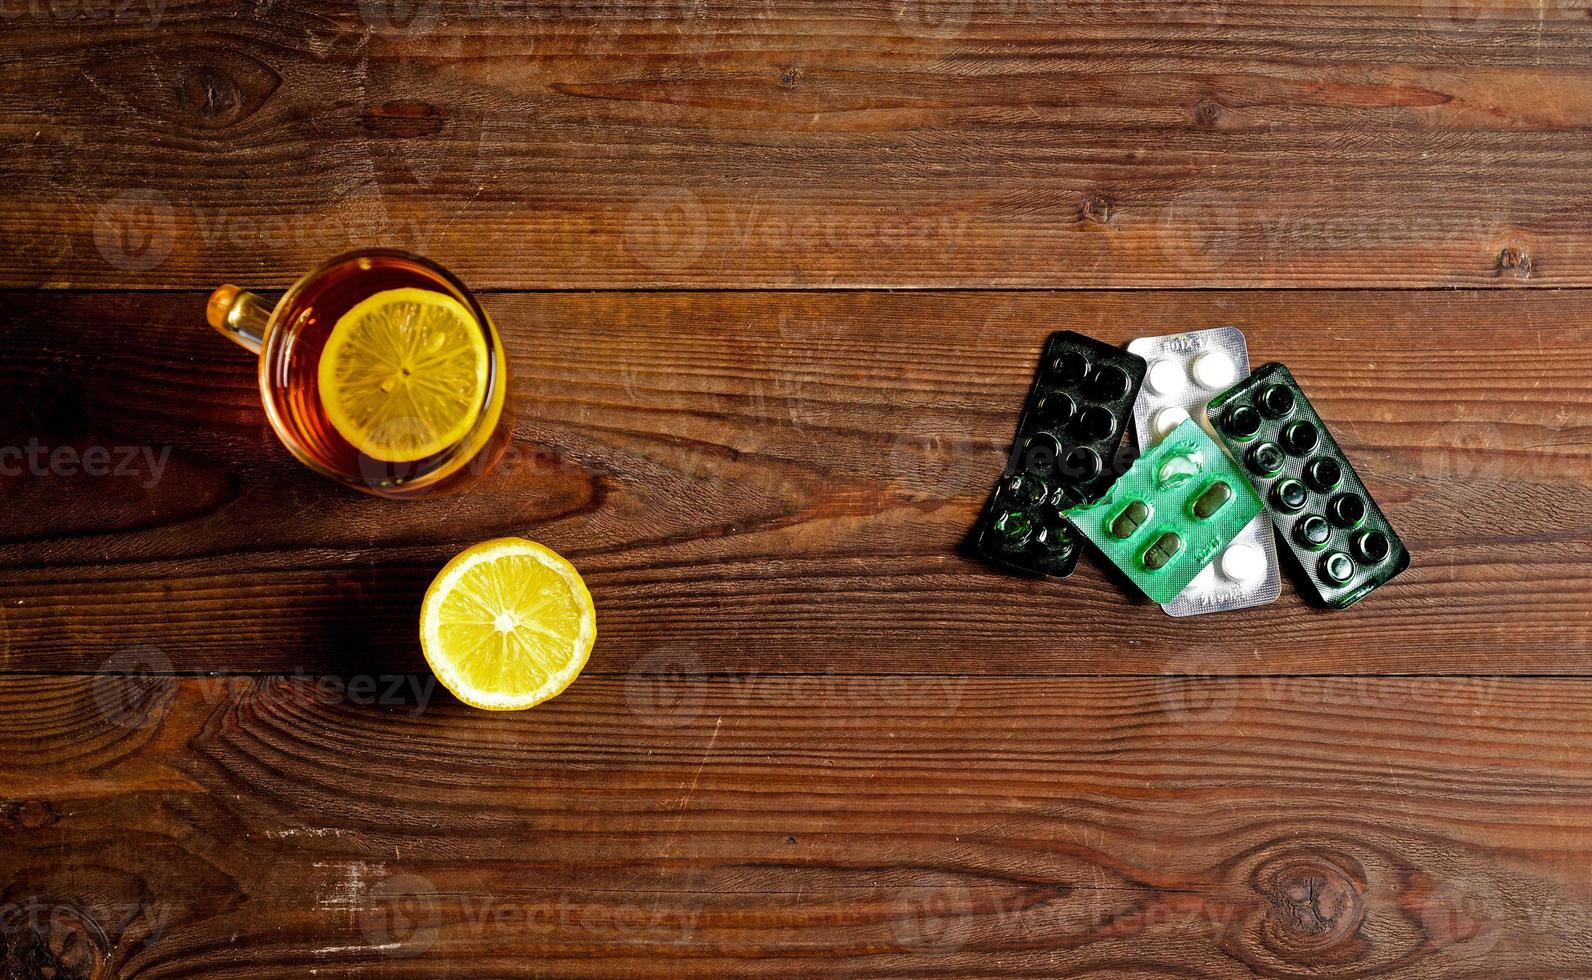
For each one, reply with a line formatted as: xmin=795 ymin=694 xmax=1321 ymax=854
xmin=1206 ymin=362 xmax=1410 ymax=608
xmin=974 ymin=331 xmax=1148 ymax=577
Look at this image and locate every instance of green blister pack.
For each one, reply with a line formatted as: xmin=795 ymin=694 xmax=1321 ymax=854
xmin=1063 ymin=418 xmax=1263 ymax=603
xmin=1205 ymin=362 xmax=1410 ymax=609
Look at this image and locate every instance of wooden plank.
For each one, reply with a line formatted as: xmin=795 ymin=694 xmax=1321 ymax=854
xmin=4 ymin=1 xmax=1592 ymax=288
xmin=1 ymin=288 xmax=1588 ymax=675
xmin=2 ymin=673 xmax=1591 ymax=976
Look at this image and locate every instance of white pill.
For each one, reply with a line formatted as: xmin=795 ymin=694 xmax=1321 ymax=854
xmin=1186 ymin=564 xmax=1218 ymax=593
xmin=1152 ymin=405 xmax=1191 ymax=439
xmin=1219 ymin=543 xmax=1264 ymax=582
xmin=1191 ymin=351 xmax=1236 ymax=389
xmin=1146 ymin=358 xmax=1186 ymax=396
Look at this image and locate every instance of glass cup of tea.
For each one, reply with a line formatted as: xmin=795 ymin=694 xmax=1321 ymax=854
xmin=206 ymin=249 xmax=512 ymax=498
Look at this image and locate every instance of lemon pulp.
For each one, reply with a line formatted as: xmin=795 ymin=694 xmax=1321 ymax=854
xmin=419 ymin=538 xmax=596 ymax=710
xmin=318 ymin=287 xmax=489 ymax=463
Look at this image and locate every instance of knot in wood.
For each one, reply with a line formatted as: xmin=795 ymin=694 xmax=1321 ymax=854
xmin=1250 ymin=848 xmax=1368 ymax=961
xmin=1 ymin=901 xmax=109 ymax=980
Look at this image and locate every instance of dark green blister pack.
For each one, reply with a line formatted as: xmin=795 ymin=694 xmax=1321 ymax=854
xmin=1206 ymin=363 xmax=1410 ymax=608
xmin=974 ymin=331 xmax=1147 ymax=577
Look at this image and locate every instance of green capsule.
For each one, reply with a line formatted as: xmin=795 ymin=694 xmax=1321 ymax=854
xmin=1109 ymin=500 xmax=1151 ymax=540
xmin=1141 ymin=531 xmax=1183 ymax=571
xmin=1190 ymin=481 xmax=1232 ymax=520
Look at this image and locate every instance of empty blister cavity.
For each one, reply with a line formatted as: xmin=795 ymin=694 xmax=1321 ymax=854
xmin=1248 ymin=442 xmax=1285 ymax=477
xmin=1353 ymin=529 xmax=1391 ymax=564
xmin=1224 ymin=405 xmax=1262 ymax=440
xmin=1271 ymin=478 xmax=1308 ymax=513
xmin=1125 ymin=327 xmax=1281 ymax=615
xmin=1258 ymin=383 xmax=1296 ymax=418
xmin=974 ymin=331 xmax=1149 ymax=579
xmin=1328 ymin=492 xmax=1366 ymax=528
xmin=1063 ymin=417 xmax=1264 ymax=604
xmin=1204 ymin=361 xmax=1410 ymax=608
xmin=1305 ymin=456 xmax=1342 ymax=492
xmin=1293 ymin=514 xmax=1331 ymax=549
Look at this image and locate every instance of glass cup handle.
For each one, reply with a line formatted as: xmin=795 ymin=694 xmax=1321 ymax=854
xmin=207 ymin=284 xmax=272 ymax=355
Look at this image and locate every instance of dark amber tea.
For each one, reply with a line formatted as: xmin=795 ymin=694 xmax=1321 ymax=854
xmin=207 ymin=250 xmax=511 ymax=497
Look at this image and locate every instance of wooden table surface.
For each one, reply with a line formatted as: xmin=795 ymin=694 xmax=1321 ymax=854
xmin=4 ymin=3 xmax=1592 ymax=977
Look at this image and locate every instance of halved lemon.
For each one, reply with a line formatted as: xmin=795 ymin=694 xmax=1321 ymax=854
xmin=420 ymin=538 xmax=596 ymax=710
xmin=318 ymin=287 xmax=489 ymax=463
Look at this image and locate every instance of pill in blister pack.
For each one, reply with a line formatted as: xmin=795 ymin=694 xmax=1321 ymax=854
xmin=973 ymin=331 xmax=1147 ymax=578
xmin=1062 ymin=417 xmax=1264 ymax=604
xmin=1126 ymin=327 xmax=1281 ymax=616
xmin=1206 ymin=362 xmax=1410 ymax=609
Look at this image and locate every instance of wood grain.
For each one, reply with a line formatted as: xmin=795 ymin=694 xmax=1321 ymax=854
xmin=3 ymin=673 xmax=1592 ymax=977
xmin=1 ymin=288 xmax=1588 ymax=675
xmin=5 ymin=1 xmax=1592 ymax=288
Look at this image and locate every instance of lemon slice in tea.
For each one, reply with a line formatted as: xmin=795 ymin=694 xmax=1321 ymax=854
xmin=420 ymin=538 xmax=596 ymax=711
xmin=318 ymin=287 xmax=489 ymax=463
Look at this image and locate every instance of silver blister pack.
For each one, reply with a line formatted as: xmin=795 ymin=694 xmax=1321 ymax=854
xmin=1126 ymin=327 xmax=1281 ymax=616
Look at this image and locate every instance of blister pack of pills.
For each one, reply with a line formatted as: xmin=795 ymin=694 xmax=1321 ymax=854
xmin=1126 ymin=327 xmax=1281 ymax=616
xmin=1206 ymin=363 xmax=1410 ymax=608
xmin=974 ymin=331 xmax=1147 ymax=578
xmin=1062 ymin=417 xmax=1263 ymax=604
